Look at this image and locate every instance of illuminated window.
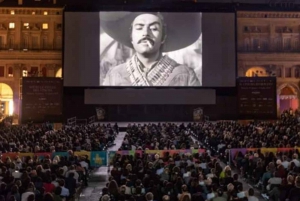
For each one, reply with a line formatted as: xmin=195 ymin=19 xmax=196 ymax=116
xmin=22 ymin=70 xmax=28 ymax=77
xmin=32 ymin=11 xmax=35 ymax=15
xmin=42 ymin=23 xmax=48 ymax=30
xmin=23 ymin=23 xmax=29 ymax=29
xmin=8 ymin=67 xmax=13 ymax=77
xmin=10 ymin=10 xmax=15 ymax=15
xmin=43 ymin=11 xmax=48 ymax=15
xmin=9 ymin=23 xmax=15 ymax=29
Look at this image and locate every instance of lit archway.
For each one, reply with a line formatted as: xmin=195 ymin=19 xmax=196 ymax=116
xmin=0 ymin=83 xmax=14 ymax=118
xmin=277 ymin=83 xmax=299 ymax=113
xmin=245 ymin=67 xmax=267 ymax=77
xmin=55 ymin=68 xmax=62 ymax=78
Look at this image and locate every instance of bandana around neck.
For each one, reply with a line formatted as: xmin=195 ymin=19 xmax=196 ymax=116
xmin=126 ymin=54 xmax=177 ymax=86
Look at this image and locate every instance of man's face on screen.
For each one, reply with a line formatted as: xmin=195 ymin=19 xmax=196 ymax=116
xmin=131 ymin=14 xmax=164 ymax=56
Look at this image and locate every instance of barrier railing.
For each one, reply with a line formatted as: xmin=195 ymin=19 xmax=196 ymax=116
xmin=88 ymin=115 xmax=96 ymax=124
xmin=1 ymin=149 xmax=206 ymax=168
xmin=67 ymin=116 xmax=76 ymax=126
xmin=76 ymin=119 xmax=87 ymax=125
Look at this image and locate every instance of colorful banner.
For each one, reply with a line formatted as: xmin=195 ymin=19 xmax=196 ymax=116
xmin=260 ymin=148 xmax=277 ymax=155
xmin=34 ymin=152 xmax=51 ymax=160
xmin=2 ymin=152 xmax=19 ymax=161
xmin=19 ymin=153 xmax=34 ymax=161
xmin=0 ymin=149 xmax=206 ymax=167
xmin=145 ymin=149 xmax=206 ymax=156
xmin=90 ymin=151 xmax=107 ymax=167
xmin=108 ymin=151 xmax=116 ymax=165
xmin=52 ymin=152 xmax=69 ymax=159
xmin=74 ymin=151 xmax=91 ymax=160
xmin=230 ymin=148 xmax=300 ymax=160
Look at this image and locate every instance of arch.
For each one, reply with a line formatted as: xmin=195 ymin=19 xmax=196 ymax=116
xmin=277 ymin=83 xmax=300 ymax=113
xmin=277 ymin=83 xmax=300 ymax=96
xmin=245 ymin=66 xmax=267 ymax=77
xmin=0 ymin=83 xmax=14 ymax=117
xmin=55 ymin=68 xmax=62 ymax=78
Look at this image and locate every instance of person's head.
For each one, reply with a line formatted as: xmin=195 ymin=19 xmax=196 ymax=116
xmin=43 ymin=193 xmax=54 ymax=201
xmin=145 ymin=192 xmax=154 ymax=201
xmin=162 ymin=195 xmax=170 ymax=201
xmin=58 ymin=179 xmax=65 ymax=187
xmin=217 ymin=188 xmax=223 ymax=197
xmin=27 ymin=194 xmax=35 ymax=201
xmin=101 ymin=195 xmax=110 ymax=201
xmin=54 ymin=187 xmax=62 ymax=195
xmin=248 ymin=188 xmax=254 ymax=196
xmin=131 ymin=13 xmax=166 ymax=57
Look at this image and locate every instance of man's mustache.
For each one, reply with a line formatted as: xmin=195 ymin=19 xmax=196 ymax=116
xmin=138 ymin=38 xmax=154 ymax=44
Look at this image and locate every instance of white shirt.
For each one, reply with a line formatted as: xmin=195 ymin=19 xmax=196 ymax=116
xmin=60 ymin=186 xmax=70 ymax=197
xmin=52 ymin=181 xmax=59 ymax=187
xmin=79 ymin=161 xmax=89 ymax=170
xmin=21 ymin=192 xmax=34 ymax=201
xmin=282 ymin=161 xmax=289 ymax=169
xmin=248 ymin=196 xmax=259 ymax=201
xmin=292 ymin=159 xmax=300 ymax=167
xmin=12 ymin=171 xmax=22 ymax=179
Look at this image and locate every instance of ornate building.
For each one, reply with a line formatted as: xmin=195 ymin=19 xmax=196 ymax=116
xmin=237 ymin=11 xmax=300 ymax=114
xmin=0 ymin=7 xmax=62 ymax=123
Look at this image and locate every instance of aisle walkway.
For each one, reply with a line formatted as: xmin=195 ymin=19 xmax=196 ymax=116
xmin=79 ymin=132 xmax=126 ymax=201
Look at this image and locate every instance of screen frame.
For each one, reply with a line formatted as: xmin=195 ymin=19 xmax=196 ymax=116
xmin=63 ymin=6 xmax=237 ymax=89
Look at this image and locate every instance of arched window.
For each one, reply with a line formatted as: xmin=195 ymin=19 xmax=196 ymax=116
xmin=284 ymin=38 xmax=292 ymax=51
xmin=22 ymin=67 xmax=28 ymax=77
xmin=8 ymin=36 xmax=14 ymax=49
xmin=253 ymin=38 xmax=260 ymax=51
xmin=42 ymin=67 xmax=47 ymax=77
xmin=294 ymin=38 xmax=299 ymax=51
xmin=261 ymin=38 xmax=268 ymax=51
xmin=244 ymin=38 xmax=250 ymax=51
xmin=42 ymin=37 xmax=47 ymax=49
xmin=274 ymin=38 xmax=282 ymax=51
xmin=22 ymin=35 xmax=29 ymax=49
xmin=295 ymin=66 xmax=300 ymax=78
xmin=8 ymin=67 xmax=13 ymax=77
xmin=55 ymin=36 xmax=62 ymax=50
xmin=277 ymin=67 xmax=282 ymax=77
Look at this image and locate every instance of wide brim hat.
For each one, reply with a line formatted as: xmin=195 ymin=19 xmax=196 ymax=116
xmin=100 ymin=12 xmax=201 ymax=52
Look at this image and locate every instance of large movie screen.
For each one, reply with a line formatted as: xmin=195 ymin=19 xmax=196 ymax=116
xmin=64 ymin=11 xmax=236 ymax=87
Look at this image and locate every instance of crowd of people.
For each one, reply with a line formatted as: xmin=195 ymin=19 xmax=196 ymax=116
xmin=0 ymin=149 xmax=91 ymax=201
xmin=2 ymin=109 xmax=300 ymax=201
xmin=100 ymin=110 xmax=300 ymax=201
xmin=100 ymin=123 xmax=258 ymax=201
xmin=0 ymin=122 xmax=121 ymax=201
xmin=0 ymin=123 xmax=118 ymax=153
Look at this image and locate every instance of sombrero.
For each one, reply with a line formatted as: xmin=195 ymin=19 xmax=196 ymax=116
xmin=100 ymin=12 xmax=201 ymax=52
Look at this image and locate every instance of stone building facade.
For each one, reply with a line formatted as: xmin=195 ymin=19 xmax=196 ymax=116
xmin=0 ymin=7 xmax=62 ymax=123
xmin=237 ymin=11 xmax=300 ymax=114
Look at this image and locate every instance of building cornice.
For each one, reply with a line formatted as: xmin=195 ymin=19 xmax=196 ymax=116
xmin=0 ymin=7 xmax=63 ymax=16
xmin=237 ymin=11 xmax=300 ymax=18
xmin=238 ymin=53 xmax=300 ymax=61
xmin=0 ymin=51 xmax=61 ymax=60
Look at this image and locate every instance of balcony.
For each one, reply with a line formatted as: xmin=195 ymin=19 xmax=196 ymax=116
xmin=0 ymin=44 xmax=61 ymax=52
